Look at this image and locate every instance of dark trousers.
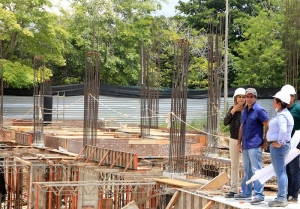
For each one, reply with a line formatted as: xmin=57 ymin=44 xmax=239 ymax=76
xmin=287 ymin=155 xmax=300 ymax=198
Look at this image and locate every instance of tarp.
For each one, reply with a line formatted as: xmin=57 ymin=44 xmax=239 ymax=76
xmin=4 ymin=84 xmax=281 ymax=99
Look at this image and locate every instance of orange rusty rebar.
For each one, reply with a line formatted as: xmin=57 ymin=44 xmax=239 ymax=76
xmin=48 ymin=166 xmax=53 ymax=209
xmin=27 ymin=167 xmax=31 ymax=209
xmin=114 ymin=188 xmax=118 ymax=209
xmin=74 ymin=169 xmax=79 ymax=209
xmin=7 ymin=161 xmax=11 ymax=209
xmin=97 ymin=189 xmax=102 ymax=209
xmin=35 ymin=169 xmax=39 ymax=209
xmin=56 ymin=166 xmax=61 ymax=208
xmin=11 ymin=164 xmax=15 ymax=209
xmin=126 ymin=185 xmax=130 ymax=204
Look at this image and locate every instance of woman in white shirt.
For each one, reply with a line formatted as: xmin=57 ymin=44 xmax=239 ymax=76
xmin=267 ymin=91 xmax=294 ymax=207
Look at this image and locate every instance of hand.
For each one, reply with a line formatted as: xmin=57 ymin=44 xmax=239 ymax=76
xmin=232 ymin=104 xmax=244 ymax=114
xmin=272 ymin=142 xmax=282 ymax=148
xmin=261 ymin=140 xmax=268 ymax=150
xmin=237 ymin=144 xmax=242 ymax=153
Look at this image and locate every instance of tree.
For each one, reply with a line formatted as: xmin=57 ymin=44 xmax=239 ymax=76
xmin=57 ymin=0 xmax=165 ymax=86
xmin=0 ymin=0 xmax=69 ymax=88
xmin=175 ymin=0 xmax=283 ymax=87
xmin=233 ymin=7 xmax=285 ymax=87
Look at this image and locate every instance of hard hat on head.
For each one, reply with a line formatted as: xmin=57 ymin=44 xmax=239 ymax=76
xmin=273 ymin=91 xmax=290 ymax=104
xmin=281 ymin=84 xmax=296 ymax=95
xmin=233 ymin=88 xmax=246 ymax=98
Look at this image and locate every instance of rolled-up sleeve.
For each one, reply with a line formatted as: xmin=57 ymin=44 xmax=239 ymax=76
xmin=277 ymin=114 xmax=288 ymax=144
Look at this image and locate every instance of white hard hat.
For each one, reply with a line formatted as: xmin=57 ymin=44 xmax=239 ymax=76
xmin=281 ymin=84 xmax=296 ymax=95
xmin=273 ymin=91 xmax=290 ymax=104
xmin=233 ymin=88 xmax=246 ymax=98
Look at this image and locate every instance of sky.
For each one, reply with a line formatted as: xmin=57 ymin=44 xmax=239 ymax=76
xmin=50 ymin=0 xmax=189 ymax=17
xmin=155 ymin=0 xmax=189 ymax=17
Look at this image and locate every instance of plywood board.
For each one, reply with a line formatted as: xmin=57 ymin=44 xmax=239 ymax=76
xmin=200 ymin=172 xmax=229 ymax=190
xmin=155 ymin=178 xmax=201 ymax=189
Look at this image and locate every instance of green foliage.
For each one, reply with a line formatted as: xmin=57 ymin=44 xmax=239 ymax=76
xmin=0 ymin=0 xmax=69 ymax=88
xmin=233 ymin=8 xmax=285 ymax=87
xmin=0 ymin=0 xmax=298 ymax=89
xmin=0 ymin=59 xmax=52 ymax=88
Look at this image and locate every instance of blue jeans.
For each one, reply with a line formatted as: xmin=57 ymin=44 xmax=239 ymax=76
xmin=270 ymin=143 xmax=290 ymax=202
xmin=287 ymin=155 xmax=300 ymax=198
xmin=241 ymin=148 xmax=264 ymax=200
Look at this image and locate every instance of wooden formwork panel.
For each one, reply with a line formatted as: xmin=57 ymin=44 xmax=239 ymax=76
xmin=175 ymin=191 xmax=240 ymax=209
xmin=45 ymin=136 xmax=68 ymax=150
xmin=15 ymin=132 xmax=32 ymax=145
xmin=68 ymin=139 xmax=83 ymax=153
xmin=84 ymin=145 xmax=138 ymax=170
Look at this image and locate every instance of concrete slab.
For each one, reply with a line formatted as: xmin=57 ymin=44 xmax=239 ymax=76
xmin=212 ymin=195 xmax=299 ymax=208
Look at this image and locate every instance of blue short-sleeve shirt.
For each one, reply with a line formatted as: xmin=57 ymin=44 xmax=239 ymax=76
xmin=241 ymin=102 xmax=269 ymax=149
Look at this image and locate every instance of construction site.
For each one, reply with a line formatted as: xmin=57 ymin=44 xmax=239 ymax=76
xmin=1 ymin=3 xmax=300 ymax=208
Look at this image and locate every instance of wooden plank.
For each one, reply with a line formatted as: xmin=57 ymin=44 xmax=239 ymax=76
xmin=154 ymin=179 xmax=201 ymax=189
xmin=85 ymin=147 xmax=98 ymax=163
xmin=202 ymin=200 xmax=214 ymax=209
xmin=124 ymin=154 xmax=137 ymax=171
xmin=200 ymin=172 xmax=229 ymax=190
xmin=110 ymin=152 xmax=122 ymax=168
xmin=165 ymin=191 xmax=180 ymax=209
xmin=98 ymin=150 xmax=110 ymax=166
xmin=75 ymin=145 xmax=86 ymax=160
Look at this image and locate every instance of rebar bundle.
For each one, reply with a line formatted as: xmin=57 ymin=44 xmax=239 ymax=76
xmin=140 ymin=23 xmax=161 ymax=138
xmin=284 ymin=0 xmax=300 ymax=91
xmin=33 ymin=55 xmax=45 ymax=147
xmin=0 ymin=62 xmax=3 ymax=128
xmin=83 ymin=52 xmax=100 ymax=147
xmin=206 ymin=23 xmax=223 ymax=155
xmin=168 ymin=39 xmax=189 ymax=173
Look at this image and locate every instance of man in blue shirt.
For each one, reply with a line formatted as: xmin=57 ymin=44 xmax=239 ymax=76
xmin=234 ymin=88 xmax=269 ymax=205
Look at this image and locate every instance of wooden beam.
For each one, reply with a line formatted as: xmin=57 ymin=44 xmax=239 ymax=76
xmin=85 ymin=147 xmax=98 ymax=163
xmin=14 ymin=157 xmax=32 ymax=166
xmin=154 ymin=178 xmax=201 ymax=189
xmin=98 ymin=150 xmax=110 ymax=166
xmin=75 ymin=145 xmax=86 ymax=160
xmin=202 ymin=200 xmax=214 ymax=209
xmin=124 ymin=154 xmax=136 ymax=172
xmin=200 ymin=172 xmax=229 ymax=190
xmin=110 ymin=152 xmax=122 ymax=168
xmin=165 ymin=191 xmax=180 ymax=209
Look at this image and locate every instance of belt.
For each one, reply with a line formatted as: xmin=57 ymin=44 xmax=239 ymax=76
xmin=269 ymin=141 xmax=290 ymax=144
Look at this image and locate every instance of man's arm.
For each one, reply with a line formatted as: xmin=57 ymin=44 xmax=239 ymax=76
xmin=237 ymin=124 xmax=242 ymax=153
xmin=262 ymin=120 xmax=269 ymax=150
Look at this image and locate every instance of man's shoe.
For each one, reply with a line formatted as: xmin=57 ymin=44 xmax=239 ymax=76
xmin=287 ymin=197 xmax=298 ymax=203
xmin=250 ymin=198 xmax=264 ymax=205
xmin=233 ymin=193 xmax=252 ymax=200
xmin=224 ymin=192 xmax=236 ymax=198
xmin=268 ymin=200 xmax=288 ymax=207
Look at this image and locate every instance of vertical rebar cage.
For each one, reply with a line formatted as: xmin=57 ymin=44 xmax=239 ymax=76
xmin=140 ymin=21 xmax=161 ymax=138
xmin=285 ymin=0 xmax=300 ymax=93
xmin=33 ymin=55 xmax=45 ymax=147
xmin=83 ymin=52 xmax=100 ymax=147
xmin=206 ymin=26 xmax=223 ymax=156
xmin=168 ymin=39 xmax=189 ymax=173
xmin=140 ymin=42 xmax=160 ymax=138
xmin=0 ymin=62 xmax=3 ymax=128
